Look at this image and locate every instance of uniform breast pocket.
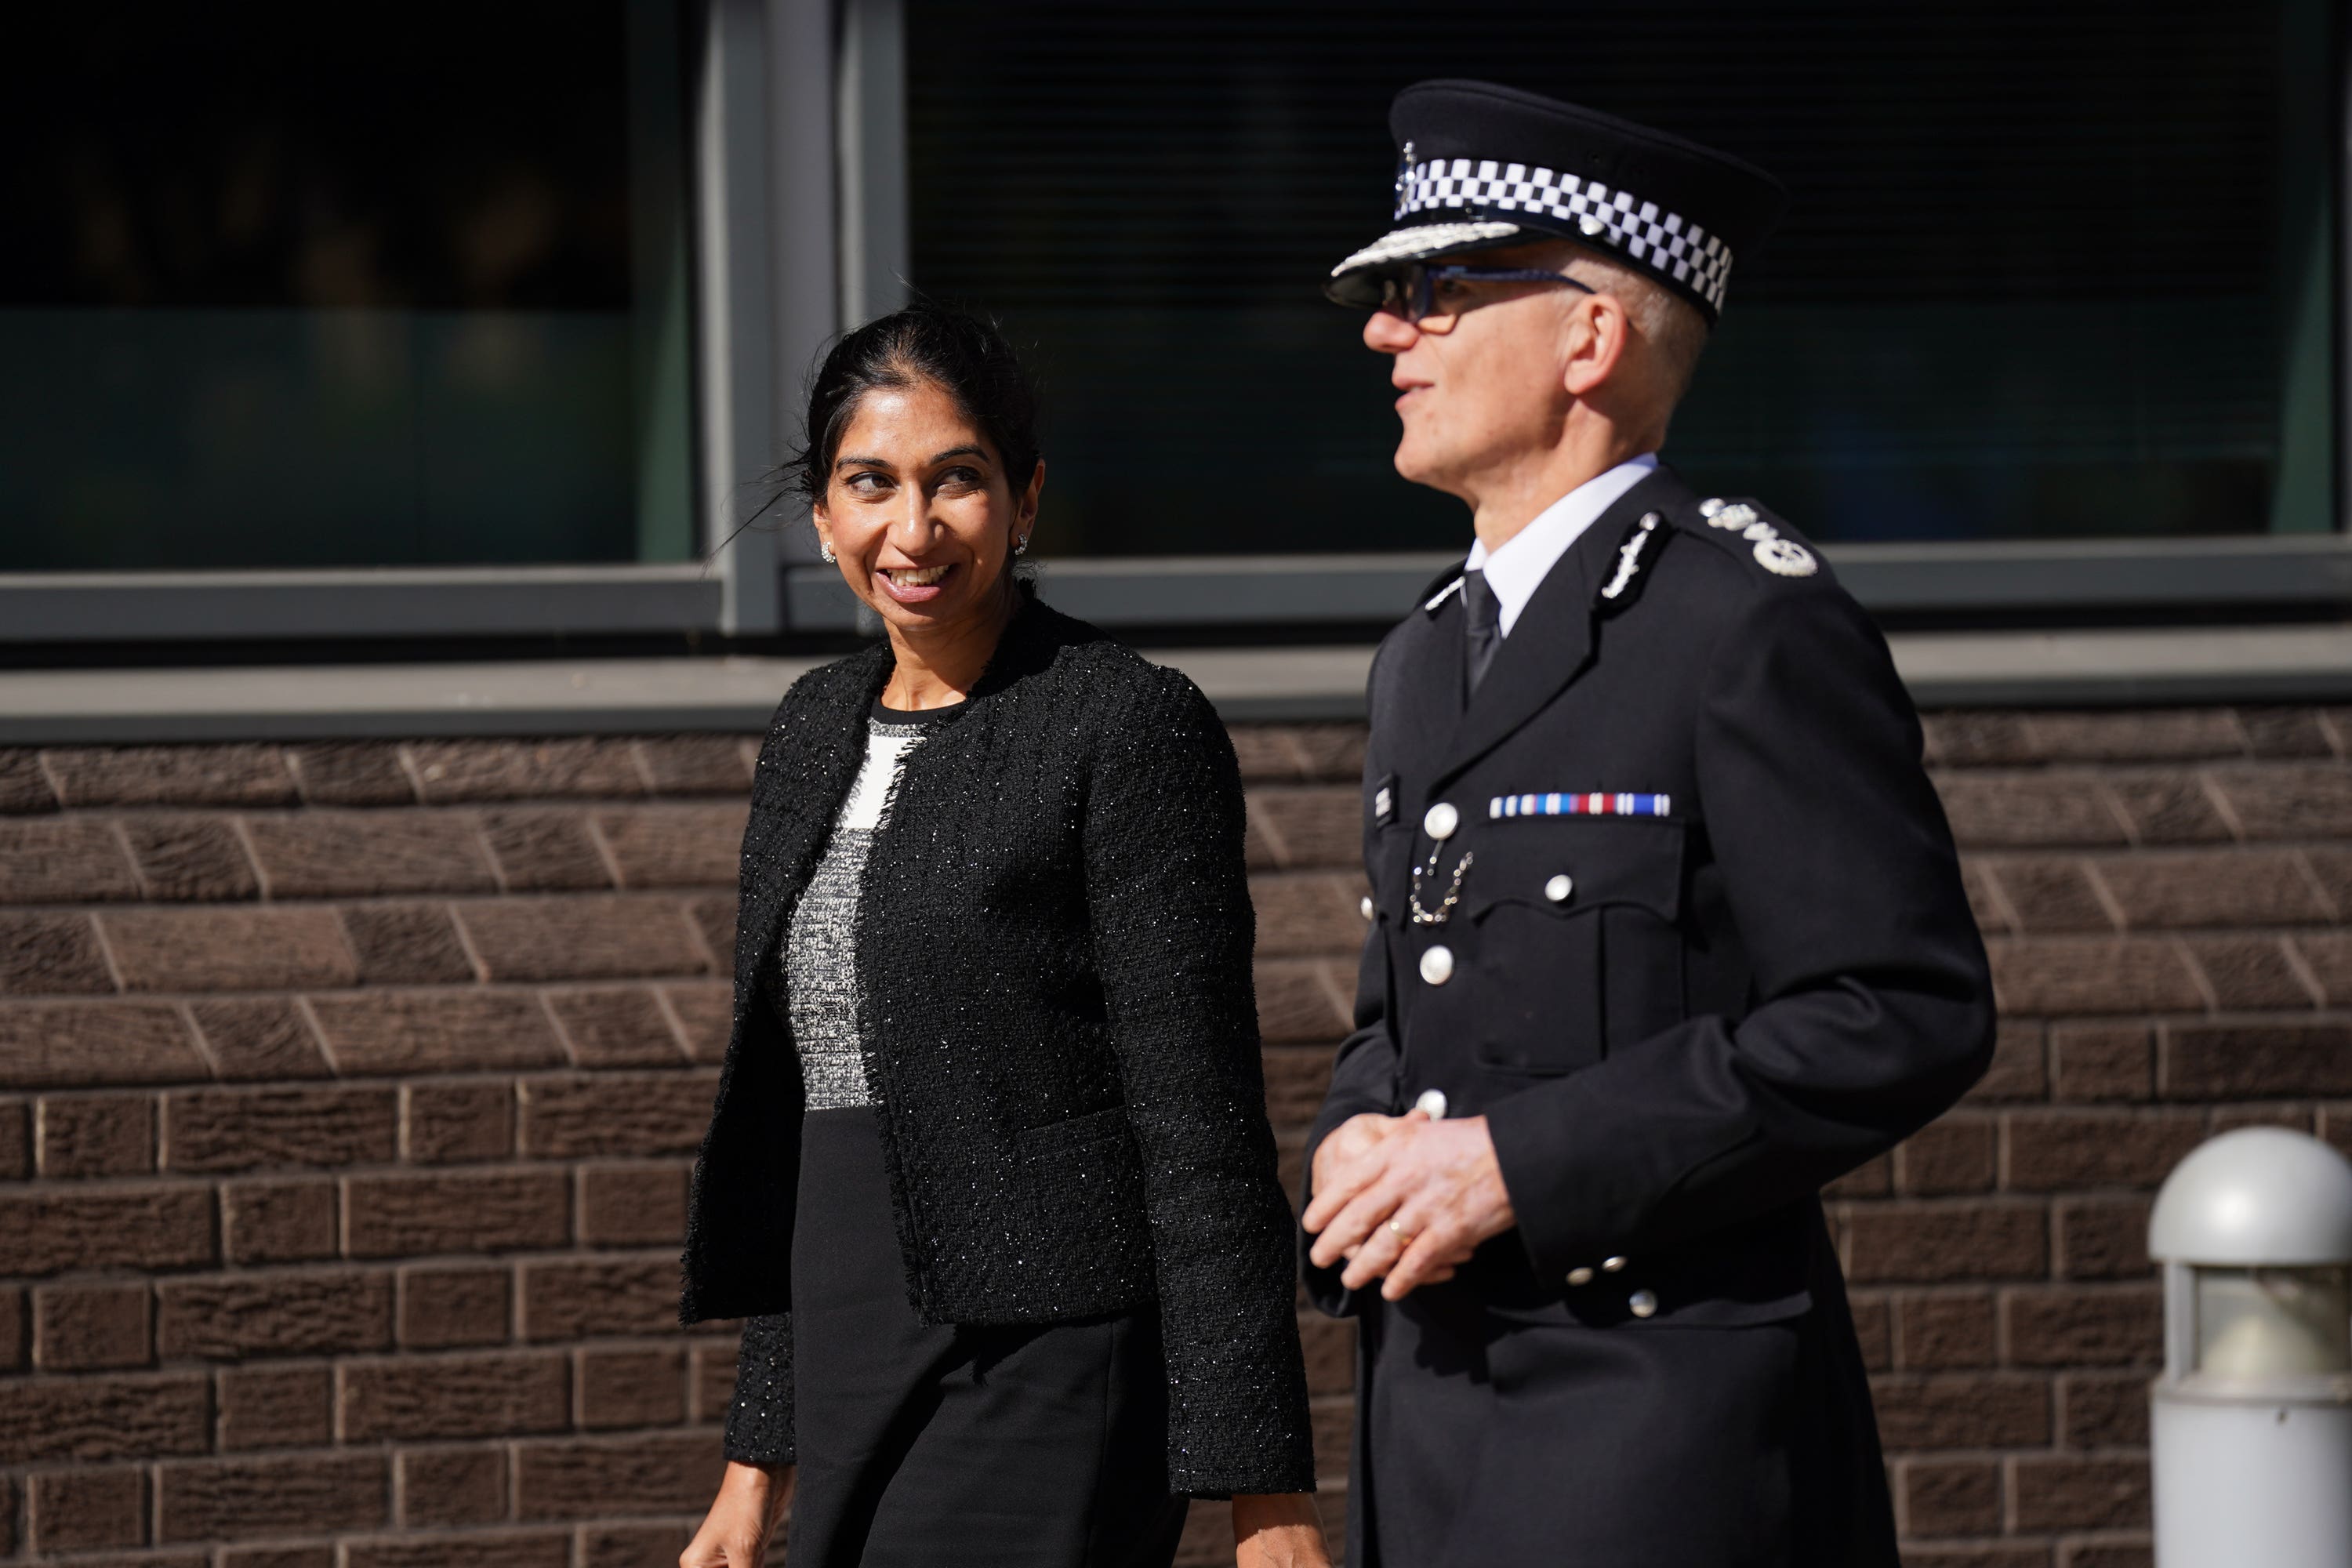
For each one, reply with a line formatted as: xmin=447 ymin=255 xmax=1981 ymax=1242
xmin=1466 ymin=817 xmax=1686 ymax=1076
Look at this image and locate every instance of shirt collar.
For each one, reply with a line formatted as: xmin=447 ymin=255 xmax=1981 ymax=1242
xmin=1463 ymin=454 xmax=1659 ymax=636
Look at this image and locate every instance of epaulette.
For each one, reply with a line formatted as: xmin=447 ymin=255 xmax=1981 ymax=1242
xmin=1417 ymin=560 xmax=1468 ymax=615
xmin=1673 ymin=495 xmax=1820 ymax=580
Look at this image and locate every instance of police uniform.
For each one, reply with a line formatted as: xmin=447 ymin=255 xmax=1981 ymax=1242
xmin=1303 ymin=83 xmax=1998 ymax=1567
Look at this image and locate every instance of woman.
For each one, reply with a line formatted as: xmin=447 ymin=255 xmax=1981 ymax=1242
xmin=677 ymin=304 xmax=1325 ymax=1568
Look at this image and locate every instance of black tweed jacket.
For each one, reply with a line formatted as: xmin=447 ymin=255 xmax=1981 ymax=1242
xmin=679 ymin=593 xmax=1314 ymax=1498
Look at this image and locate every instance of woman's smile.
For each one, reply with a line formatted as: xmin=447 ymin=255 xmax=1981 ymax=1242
xmin=879 ymin=561 xmax=955 ymax=601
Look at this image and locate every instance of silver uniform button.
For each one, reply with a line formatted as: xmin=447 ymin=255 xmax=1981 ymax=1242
xmin=1360 ymin=895 xmax=1375 ymax=921
xmin=1602 ymin=1256 xmax=1628 ymax=1272
xmin=1544 ymin=873 xmax=1573 ymax=903
xmin=1566 ymin=1266 xmax=1594 ymax=1287
xmin=1423 ymin=801 xmax=1459 ymax=840
xmin=1628 ymin=1289 xmax=1659 ymax=1319
xmin=1418 ymin=944 xmax=1454 ymax=985
xmin=1414 ymin=1087 xmax=1449 ymax=1120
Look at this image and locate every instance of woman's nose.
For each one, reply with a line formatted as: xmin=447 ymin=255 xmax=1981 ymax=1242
xmin=890 ymin=492 xmax=940 ymax=549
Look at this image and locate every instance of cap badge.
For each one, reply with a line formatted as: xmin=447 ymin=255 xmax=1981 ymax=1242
xmin=1393 ymin=140 xmax=1417 ymax=220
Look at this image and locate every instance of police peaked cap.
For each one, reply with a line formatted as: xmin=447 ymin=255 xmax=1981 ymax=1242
xmin=1326 ymin=80 xmax=1788 ymax=326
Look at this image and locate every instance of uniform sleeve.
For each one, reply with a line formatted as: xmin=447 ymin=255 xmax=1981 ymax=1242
xmin=1484 ymin=582 xmax=1995 ymax=1284
xmin=1082 ymin=670 xmax=1316 ymax=1498
xmin=721 ymin=1312 xmax=794 ymax=1465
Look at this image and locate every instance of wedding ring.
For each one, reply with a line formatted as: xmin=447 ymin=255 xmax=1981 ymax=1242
xmin=1388 ymin=1219 xmax=1411 ymax=1240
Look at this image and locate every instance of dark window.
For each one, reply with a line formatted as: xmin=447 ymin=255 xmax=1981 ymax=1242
xmin=905 ymin=0 xmax=2340 ymax=553
xmin=1 ymin=0 xmax=695 ymax=570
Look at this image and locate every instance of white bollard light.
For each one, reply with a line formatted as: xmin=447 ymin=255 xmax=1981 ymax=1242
xmin=2148 ymin=1127 xmax=2352 ymax=1568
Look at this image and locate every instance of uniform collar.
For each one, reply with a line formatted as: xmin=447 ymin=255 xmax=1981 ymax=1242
xmin=1463 ymin=453 xmax=1660 ymax=637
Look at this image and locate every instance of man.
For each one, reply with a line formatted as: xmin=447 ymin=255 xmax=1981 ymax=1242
xmin=1299 ymin=80 xmax=1996 ymax=1566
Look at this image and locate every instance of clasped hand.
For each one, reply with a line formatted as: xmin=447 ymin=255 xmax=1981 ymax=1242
xmin=1301 ymin=1109 xmax=1516 ymax=1301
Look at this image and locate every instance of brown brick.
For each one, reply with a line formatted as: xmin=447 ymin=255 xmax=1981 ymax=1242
xmin=2095 ymin=850 xmax=2331 ymax=929
xmin=402 ymin=1080 xmax=514 ymax=1164
xmin=218 ymin=1362 xmax=333 ymax=1450
xmin=2050 ymin=1025 xmax=2152 ymax=1102
xmin=0 ymin=1186 xmax=215 ymax=1276
xmin=2027 ymin=710 xmax=2249 ymax=763
xmin=1985 ymin=860 xmax=2113 ymax=932
xmin=546 ymin=987 xmax=689 ymax=1068
xmin=1825 ymin=1153 xmax=1893 ymax=1199
xmin=1849 ymin=1292 xmax=1892 ymax=1372
xmin=521 ymin=1257 xmax=673 ymax=1341
xmin=1896 ymin=1116 xmax=1995 ymax=1196
xmin=660 ymin=984 xmax=730 ymax=1063
xmin=310 ymin=989 xmax=566 ymax=1075
xmin=1965 ymin=1022 xmax=2049 ymax=1103
xmin=163 ymin=1084 xmax=397 ymax=1172
xmin=245 ymin=812 xmax=495 ymax=898
xmin=37 ymin=1092 xmax=155 ymax=1177
xmin=1896 ymin=1457 xmax=1998 ymax=1537
xmin=397 ymin=1445 xmax=508 ymax=1526
xmin=2208 ymin=765 xmax=2352 ymax=839
xmin=0 ymin=1098 xmax=24 ymax=1177
xmin=578 ymin=1345 xmax=685 ymax=1428
xmin=341 ymin=904 xmax=479 ymax=985
xmin=2004 ymin=1111 xmax=2204 ymax=1192
xmin=225 ymin=1178 xmax=340 ymax=1264
xmin=154 ymin=1453 xmax=387 ymax=1541
xmin=1262 ymin=1046 xmax=1334 ymax=1131
xmin=581 ymin=1522 xmax=697 ymax=1568
xmin=633 ymin=735 xmax=754 ymax=795
xmin=45 ymin=745 xmax=297 ymax=808
xmin=1248 ymin=873 xmax=1370 ymax=958
xmin=0 ymin=1284 xmax=22 ymax=1369
xmin=0 ymin=747 xmax=59 ymax=811
xmin=2212 ymin=1104 xmax=2315 ymax=1134
xmin=1256 ymin=959 xmax=1351 ymax=1045
xmin=511 ymin=1432 xmax=721 ymax=1519
xmin=340 ymin=1351 xmax=570 ymax=1442
xmin=2237 ymin=706 xmax=2336 ymax=757
xmin=1987 ymin=938 xmax=2203 ymax=1015
xmin=1897 ymin=1291 xmax=1997 ymax=1369
xmin=2185 ymin=935 xmax=2317 ymax=1008
xmin=1247 ymin=787 xmax=1362 ymax=870
xmin=2055 ymin=1199 xmax=2152 ymax=1281
xmin=0 ymin=817 xmax=140 ymax=902
xmin=101 ymin=906 xmax=356 ymax=993
xmin=2010 ymin=1454 xmax=2150 ymax=1531
xmin=2161 ymin=1022 xmax=2352 ymax=1098
xmin=2297 ymin=931 xmax=2352 ymax=1005
xmin=399 ymin=1264 xmax=514 ymax=1349
xmin=1299 ymin=1312 xmax=1354 ymax=1396
xmin=0 ymin=1373 xmax=210 ymax=1462
xmin=408 ymin=739 xmax=645 ymax=804
xmin=1922 ymin=712 xmax=2045 ymax=764
xmin=343 ymin=1531 xmax=572 ymax=1568
xmin=458 ymin=897 xmax=710 ymax=983
xmin=479 ymin=809 xmax=615 ymax=891
xmin=34 ymin=1282 xmax=151 ymax=1370
xmin=2004 ymin=1285 xmax=2161 ymax=1367
xmin=1871 ymin=1374 xmax=2050 ymax=1450
xmin=597 ymin=804 xmax=747 ymax=889
xmin=1959 ymin=858 xmax=2013 ymax=935
xmin=220 ymin=1549 xmax=337 ymax=1568
xmin=27 ymin=1467 xmax=147 ymax=1554
xmin=2305 ymin=848 xmax=2352 ymax=920
xmin=288 ymin=741 xmax=417 ymax=805
xmin=119 ymin=817 xmax=260 ymax=900
xmin=686 ymin=894 xmax=737 ymax=971
xmin=579 ymin=1163 xmax=688 ymax=1247
xmin=690 ymin=1338 xmax=739 ymax=1422
xmin=347 ymin=1170 xmax=569 ymax=1258
xmin=189 ymin=998 xmax=332 ymax=1080
xmin=516 ymin=1073 xmax=717 ymax=1159
xmin=2059 ymin=1544 xmax=2151 ymax=1568
xmin=2102 ymin=774 xmax=2231 ymax=845
xmin=1845 ymin=1203 xmax=2045 ymax=1285
xmin=157 ymin=1270 xmax=394 ymax=1359
xmin=1933 ymin=773 xmax=2129 ymax=848
xmin=2059 ymin=1371 xmax=2151 ymax=1449
xmin=0 ymin=911 xmax=118 ymax=994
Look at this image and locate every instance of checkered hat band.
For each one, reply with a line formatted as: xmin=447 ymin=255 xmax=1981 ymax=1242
xmin=1397 ymin=158 xmax=1733 ymax=311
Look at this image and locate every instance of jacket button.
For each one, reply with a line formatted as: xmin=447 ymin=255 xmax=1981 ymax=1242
xmin=1544 ymin=873 xmax=1573 ymax=902
xmin=1414 ymin=1087 xmax=1449 ymax=1120
xmin=1629 ymin=1289 xmax=1659 ymax=1319
xmin=1418 ymin=945 xmax=1454 ymax=985
xmin=1602 ymin=1255 xmax=1628 ymax=1272
xmin=1360 ymin=895 xmax=1375 ymax=921
xmin=1567 ymin=1266 xmax=1594 ymax=1287
xmin=1423 ymin=801 xmax=1459 ymax=840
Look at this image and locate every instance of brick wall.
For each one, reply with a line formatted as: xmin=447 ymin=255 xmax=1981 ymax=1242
xmin=1 ymin=709 xmax=2347 ymax=1567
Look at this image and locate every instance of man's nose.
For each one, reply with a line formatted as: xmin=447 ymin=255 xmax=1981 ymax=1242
xmin=1363 ymin=309 xmax=1417 ymax=354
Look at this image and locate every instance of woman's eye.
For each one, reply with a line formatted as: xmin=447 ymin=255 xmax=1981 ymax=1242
xmin=844 ymin=471 xmax=891 ymax=495
xmin=935 ymin=466 xmax=983 ymax=490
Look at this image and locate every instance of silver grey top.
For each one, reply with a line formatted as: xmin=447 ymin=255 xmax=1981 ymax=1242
xmin=782 ymin=717 xmax=931 ymax=1109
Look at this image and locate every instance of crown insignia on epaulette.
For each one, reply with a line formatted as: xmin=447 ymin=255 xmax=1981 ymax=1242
xmin=1697 ymin=498 xmax=1817 ymax=578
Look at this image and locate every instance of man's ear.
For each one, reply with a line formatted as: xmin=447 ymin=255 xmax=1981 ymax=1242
xmin=1561 ymin=291 xmax=1632 ymax=399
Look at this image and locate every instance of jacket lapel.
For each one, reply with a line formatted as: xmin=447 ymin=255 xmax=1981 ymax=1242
xmin=1430 ymin=466 xmax=1689 ymax=791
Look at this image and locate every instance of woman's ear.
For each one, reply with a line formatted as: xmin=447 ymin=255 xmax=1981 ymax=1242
xmin=1015 ymin=459 xmax=1046 ymax=532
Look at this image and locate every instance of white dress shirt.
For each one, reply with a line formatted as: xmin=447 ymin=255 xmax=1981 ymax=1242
xmin=1463 ymin=454 xmax=1659 ymax=637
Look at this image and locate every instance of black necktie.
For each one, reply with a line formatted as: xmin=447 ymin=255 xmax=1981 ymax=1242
xmin=1461 ymin=568 xmax=1501 ymax=696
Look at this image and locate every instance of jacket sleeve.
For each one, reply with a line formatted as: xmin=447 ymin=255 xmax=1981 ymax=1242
xmin=1484 ymin=581 xmax=1996 ymax=1285
xmin=721 ymin=1312 xmax=795 ymax=1465
xmin=1082 ymin=669 xmax=1316 ymax=1498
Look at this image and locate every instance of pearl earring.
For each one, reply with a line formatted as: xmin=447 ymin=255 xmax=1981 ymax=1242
xmin=1013 ymin=537 xmax=1029 ymax=557
xmin=819 ymin=541 xmax=837 ymax=564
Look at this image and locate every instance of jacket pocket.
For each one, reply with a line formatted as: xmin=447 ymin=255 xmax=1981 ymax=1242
xmin=1019 ymin=1105 xmax=1131 ymax=1160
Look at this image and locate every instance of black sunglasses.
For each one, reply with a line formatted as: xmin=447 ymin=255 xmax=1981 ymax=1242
xmin=1374 ymin=263 xmax=1596 ymax=327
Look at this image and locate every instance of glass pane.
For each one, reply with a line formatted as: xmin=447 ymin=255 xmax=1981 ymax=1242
xmin=0 ymin=0 xmax=695 ymax=570
xmin=903 ymin=0 xmax=2338 ymax=554
xmin=2195 ymin=1265 xmax=2352 ymax=1377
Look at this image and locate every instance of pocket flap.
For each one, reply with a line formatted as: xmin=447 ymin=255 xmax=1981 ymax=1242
xmin=1019 ymin=1105 xmax=1130 ymax=1160
xmin=1468 ymin=817 xmax=1683 ymax=921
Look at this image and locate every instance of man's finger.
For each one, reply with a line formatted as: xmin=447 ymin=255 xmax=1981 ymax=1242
xmin=1381 ymin=1221 xmax=1467 ymax=1300
xmin=1307 ymin=1173 xmax=1409 ymax=1270
xmin=1339 ymin=1201 xmax=1423 ymax=1291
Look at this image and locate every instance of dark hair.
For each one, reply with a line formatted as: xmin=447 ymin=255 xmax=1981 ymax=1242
xmin=785 ymin=303 xmax=1041 ymax=508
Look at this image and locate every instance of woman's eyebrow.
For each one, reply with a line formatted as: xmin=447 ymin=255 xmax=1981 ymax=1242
xmin=927 ymin=445 xmax=989 ymax=466
xmin=834 ymin=454 xmax=891 ymax=470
